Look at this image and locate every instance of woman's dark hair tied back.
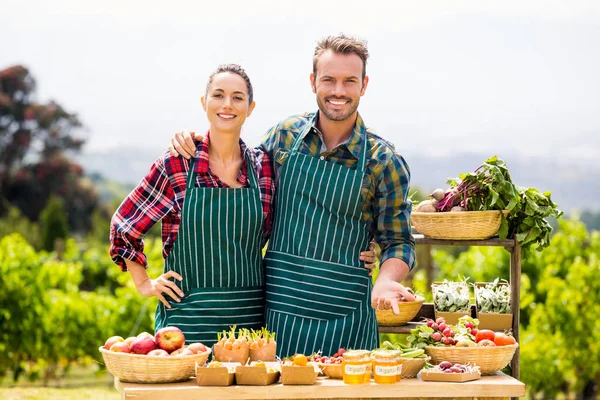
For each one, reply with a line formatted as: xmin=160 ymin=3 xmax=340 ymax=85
xmin=206 ymin=64 xmax=254 ymax=104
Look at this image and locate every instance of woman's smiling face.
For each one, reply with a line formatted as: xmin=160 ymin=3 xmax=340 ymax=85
xmin=202 ymin=72 xmax=255 ymax=134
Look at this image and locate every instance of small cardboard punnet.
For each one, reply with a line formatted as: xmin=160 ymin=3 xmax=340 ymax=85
xmin=195 ymin=362 xmax=239 ymax=386
xmin=420 ymin=369 xmax=481 ymax=383
xmin=235 ymin=361 xmax=281 ymax=386
xmin=477 ymin=313 xmax=513 ymax=331
xmin=475 ymin=282 xmax=513 ymax=331
xmin=281 ymin=364 xmax=319 ymax=385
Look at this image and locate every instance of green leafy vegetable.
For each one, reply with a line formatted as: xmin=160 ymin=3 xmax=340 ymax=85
xmin=380 ymin=341 xmax=428 ymax=358
xmin=436 ymin=156 xmax=563 ymax=258
xmin=405 ymin=324 xmax=440 ymax=347
xmin=432 ymin=279 xmax=471 ymax=312
xmin=474 ymin=278 xmax=511 ymax=314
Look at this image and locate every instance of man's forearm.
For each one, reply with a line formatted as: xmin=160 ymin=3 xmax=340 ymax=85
xmin=376 ymin=258 xmax=410 ymax=283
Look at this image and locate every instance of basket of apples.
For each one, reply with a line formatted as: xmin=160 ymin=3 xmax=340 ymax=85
xmin=408 ymin=316 xmax=518 ymax=375
xmin=99 ymin=326 xmax=211 ymax=383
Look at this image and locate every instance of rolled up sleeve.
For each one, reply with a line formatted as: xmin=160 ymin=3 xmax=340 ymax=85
xmin=109 ymin=155 xmax=175 ymax=271
xmin=373 ymin=154 xmax=416 ymax=270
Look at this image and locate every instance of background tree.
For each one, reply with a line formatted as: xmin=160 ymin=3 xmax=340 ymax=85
xmin=40 ymin=196 xmax=69 ymax=252
xmin=0 ymin=65 xmax=98 ymax=233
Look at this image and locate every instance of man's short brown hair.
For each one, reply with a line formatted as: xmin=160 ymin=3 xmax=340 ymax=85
xmin=313 ymin=34 xmax=369 ymax=80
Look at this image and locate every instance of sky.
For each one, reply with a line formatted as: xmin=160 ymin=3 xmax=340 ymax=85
xmin=1 ymin=0 xmax=600 ymax=162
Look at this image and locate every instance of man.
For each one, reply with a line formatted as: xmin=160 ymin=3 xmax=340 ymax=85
xmin=170 ymin=34 xmax=415 ymax=357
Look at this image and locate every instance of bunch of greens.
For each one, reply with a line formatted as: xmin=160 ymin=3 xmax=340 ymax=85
xmin=405 ymin=324 xmax=440 ymax=347
xmin=249 ymin=327 xmax=276 ymax=343
xmin=380 ymin=340 xmax=429 ymax=358
xmin=474 ymin=278 xmax=511 ymax=314
xmin=435 ymin=156 xmax=563 ymax=257
xmin=432 ymin=279 xmax=471 ymax=312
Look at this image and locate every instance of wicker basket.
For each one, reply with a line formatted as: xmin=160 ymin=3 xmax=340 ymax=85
xmin=319 ymin=363 xmax=343 ymax=379
xmin=424 ymin=344 xmax=518 ymax=375
xmin=411 ymin=210 xmax=509 ymax=240
xmin=376 ymin=298 xmax=425 ymax=326
xmin=99 ymin=347 xmax=211 ymax=383
xmin=398 ymin=356 xmax=430 ymax=378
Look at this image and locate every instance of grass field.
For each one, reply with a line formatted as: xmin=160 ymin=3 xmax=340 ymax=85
xmin=0 ymin=365 xmax=119 ymax=400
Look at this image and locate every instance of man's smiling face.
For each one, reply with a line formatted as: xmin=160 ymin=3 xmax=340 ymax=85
xmin=311 ymin=49 xmax=368 ymax=123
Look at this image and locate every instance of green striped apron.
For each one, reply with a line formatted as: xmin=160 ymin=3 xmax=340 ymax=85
xmin=155 ymin=153 xmax=265 ymax=348
xmin=265 ymin=121 xmax=378 ymax=358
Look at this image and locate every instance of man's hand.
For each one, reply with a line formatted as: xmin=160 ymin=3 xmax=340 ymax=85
xmin=371 ymin=277 xmax=415 ymax=315
xmin=360 ymin=241 xmax=378 ymax=276
xmin=136 ymin=270 xmax=184 ymax=309
xmin=169 ymin=130 xmax=202 ymax=159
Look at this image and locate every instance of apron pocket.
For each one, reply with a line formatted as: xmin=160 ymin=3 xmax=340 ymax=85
xmin=264 ymin=250 xmax=369 ymax=321
xmin=160 ymin=286 xmax=264 ymax=346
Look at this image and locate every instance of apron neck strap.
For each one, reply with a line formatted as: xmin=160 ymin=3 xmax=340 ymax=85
xmin=244 ymin=150 xmax=259 ymax=188
xmin=290 ymin=114 xmax=369 ymax=172
xmin=290 ymin=114 xmax=315 ymax=153
xmin=186 ymin=150 xmax=258 ymax=190
xmin=186 ymin=157 xmax=198 ymax=190
xmin=358 ymin=131 xmax=368 ymax=172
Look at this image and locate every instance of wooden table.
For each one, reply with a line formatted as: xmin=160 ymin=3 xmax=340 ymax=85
xmin=115 ymin=373 xmax=525 ymax=399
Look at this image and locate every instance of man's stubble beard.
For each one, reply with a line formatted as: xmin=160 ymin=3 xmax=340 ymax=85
xmin=316 ymin=95 xmax=361 ymax=122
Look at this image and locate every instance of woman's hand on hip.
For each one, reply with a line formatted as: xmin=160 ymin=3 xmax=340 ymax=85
xmin=136 ymin=271 xmax=184 ymax=309
xmin=169 ymin=130 xmax=203 ymax=159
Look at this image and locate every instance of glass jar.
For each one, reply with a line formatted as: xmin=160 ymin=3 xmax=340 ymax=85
xmin=364 ymin=353 xmax=373 ymax=383
xmin=372 ymin=349 xmax=401 ymax=384
xmin=342 ymin=350 xmax=370 ymax=384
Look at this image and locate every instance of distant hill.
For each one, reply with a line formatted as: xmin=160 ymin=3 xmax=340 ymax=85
xmin=87 ymin=171 xmax=138 ymax=206
xmin=79 ymin=148 xmax=599 ymax=213
xmin=404 ymin=152 xmax=599 ymax=213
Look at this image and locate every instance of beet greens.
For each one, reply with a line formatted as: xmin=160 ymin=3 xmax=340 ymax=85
xmin=435 ymin=156 xmax=563 ymax=258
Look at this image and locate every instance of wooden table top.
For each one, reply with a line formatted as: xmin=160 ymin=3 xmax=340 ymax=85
xmin=115 ymin=372 xmax=525 ymax=399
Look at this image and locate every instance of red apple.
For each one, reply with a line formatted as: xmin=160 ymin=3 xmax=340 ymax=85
xmin=147 ymin=349 xmax=170 ymax=357
xmin=124 ymin=336 xmax=137 ymax=347
xmin=130 ymin=335 xmax=157 ymax=355
xmin=110 ymin=341 xmax=131 ymax=353
xmin=177 ymin=348 xmax=194 ymax=356
xmin=104 ymin=335 xmax=124 ymax=350
xmin=155 ymin=326 xmax=186 ymax=353
xmin=170 ymin=346 xmax=188 ymax=356
xmin=187 ymin=342 xmax=208 ymax=354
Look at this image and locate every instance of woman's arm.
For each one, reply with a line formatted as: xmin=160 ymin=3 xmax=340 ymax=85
xmin=126 ymin=259 xmax=184 ymax=309
xmin=109 ymin=153 xmax=178 ymax=270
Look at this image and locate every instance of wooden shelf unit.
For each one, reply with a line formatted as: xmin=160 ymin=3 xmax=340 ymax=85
xmin=378 ymin=234 xmax=521 ymax=381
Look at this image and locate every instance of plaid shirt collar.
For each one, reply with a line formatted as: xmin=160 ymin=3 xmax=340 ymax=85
xmin=309 ymin=111 xmax=366 ymax=160
xmin=194 ymin=131 xmax=249 ymax=185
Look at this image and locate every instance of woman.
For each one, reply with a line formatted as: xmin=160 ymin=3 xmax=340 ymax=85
xmin=110 ymin=64 xmax=274 ymax=347
xmin=110 ymin=64 xmax=376 ymax=348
